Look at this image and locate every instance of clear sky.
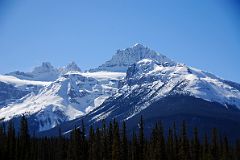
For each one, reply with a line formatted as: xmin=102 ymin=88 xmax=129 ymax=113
xmin=0 ymin=0 xmax=240 ymax=82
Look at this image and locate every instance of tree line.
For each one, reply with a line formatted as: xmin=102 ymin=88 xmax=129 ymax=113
xmin=0 ymin=116 xmax=240 ymax=160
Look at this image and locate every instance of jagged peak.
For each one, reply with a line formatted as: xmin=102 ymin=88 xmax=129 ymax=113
xmin=41 ymin=62 xmax=53 ymax=68
xmin=117 ymin=43 xmax=151 ymax=53
xmin=59 ymin=61 xmax=81 ymax=74
xmin=32 ymin=62 xmax=57 ymax=74
xmin=92 ymin=44 xmax=176 ymax=72
xmin=65 ymin=61 xmax=81 ymax=71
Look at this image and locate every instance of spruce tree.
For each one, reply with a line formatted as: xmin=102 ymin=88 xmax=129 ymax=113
xmin=88 ymin=125 xmax=95 ymax=160
xmin=210 ymin=128 xmax=219 ymax=160
xmin=19 ymin=115 xmax=30 ymax=160
xmin=178 ymin=121 xmax=190 ymax=160
xmin=108 ymin=121 xmax=113 ymax=160
xmin=139 ymin=116 xmax=145 ymax=160
xmin=0 ymin=123 xmax=6 ymax=159
xmin=173 ymin=122 xmax=179 ymax=159
xmin=192 ymin=127 xmax=200 ymax=160
xmin=131 ymin=131 xmax=139 ymax=160
xmin=7 ymin=120 xmax=16 ymax=160
xmin=56 ymin=127 xmax=66 ymax=160
xmin=81 ymin=119 xmax=88 ymax=160
xmin=235 ymin=139 xmax=240 ymax=160
xmin=101 ymin=120 xmax=109 ymax=160
xmin=112 ymin=120 xmax=120 ymax=160
xmin=95 ymin=128 xmax=102 ymax=159
xmin=202 ymin=133 xmax=211 ymax=160
xmin=222 ymin=136 xmax=230 ymax=160
xmin=150 ymin=122 xmax=166 ymax=160
xmin=167 ymin=128 xmax=174 ymax=160
xmin=67 ymin=127 xmax=76 ymax=160
xmin=121 ymin=121 xmax=128 ymax=160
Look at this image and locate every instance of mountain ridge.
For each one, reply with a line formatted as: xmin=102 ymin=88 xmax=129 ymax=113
xmin=6 ymin=61 xmax=82 ymax=82
xmin=0 ymin=44 xmax=240 ymax=135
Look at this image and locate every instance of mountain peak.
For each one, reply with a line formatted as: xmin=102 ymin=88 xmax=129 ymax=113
xmin=32 ymin=62 xmax=55 ymax=73
xmin=6 ymin=62 xmax=59 ymax=81
xmin=92 ymin=44 xmax=176 ymax=72
xmin=42 ymin=62 xmax=53 ymax=68
xmin=61 ymin=61 xmax=81 ymax=73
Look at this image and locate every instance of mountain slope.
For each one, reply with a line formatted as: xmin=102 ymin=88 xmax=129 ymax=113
xmin=0 ymin=75 xmax=49 ymax=107
xmin=0 ymin=71 xmax=125 ymax=131
xmin=42 ymin=95 xmax=240 ymax=140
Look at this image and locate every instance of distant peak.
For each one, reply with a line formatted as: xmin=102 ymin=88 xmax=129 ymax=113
xmin=41 ymin=62 xmax=54 ymax=69
xmin=66 ymin=61 xmax=78 ymax=68
xmin=66 ymin=61 xmax=81 ymax=71
xmin=60 ymin=61 xmax=81 ymax=73
xmin=32 ymin=62 xmax=56 ymax=74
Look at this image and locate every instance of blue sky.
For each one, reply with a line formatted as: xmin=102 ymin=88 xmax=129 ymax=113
xmin=0 ymin=0 xmax=240 ymax=82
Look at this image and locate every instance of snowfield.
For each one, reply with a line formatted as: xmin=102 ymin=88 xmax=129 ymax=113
xmin=0 ymin=75 xmax=50 ymax=87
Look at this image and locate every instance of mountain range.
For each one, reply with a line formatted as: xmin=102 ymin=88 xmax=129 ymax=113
xmin=0 ymin=44 xmax=240 ymax=139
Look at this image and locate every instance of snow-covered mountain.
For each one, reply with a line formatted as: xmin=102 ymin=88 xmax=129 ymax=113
xmin=1 ymin=44 xmax=240 ymax=137
xmin=91 ymin=43 xmax=176 ymax=72
xmin=0 ymin=71 xmax=125 ymax=131
xmin=87 ymin=59 xmax=240 ymax=123
xmin=125 ymin=59 xmax=240 ymax=108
